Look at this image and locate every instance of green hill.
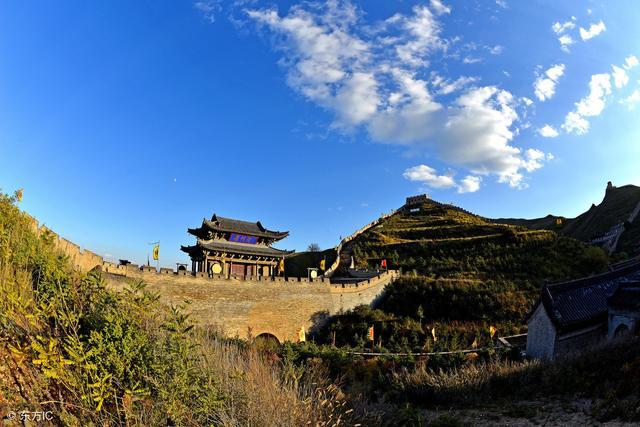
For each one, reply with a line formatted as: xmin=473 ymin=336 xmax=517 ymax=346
xmin=494 ymin=183 xmax=640 ymax=254
xmin=284 ymin=248 xmax=336 ymax=277
xmin=316 ymin=197 xmax=610 ymax=352
xmin=350 ymin=199 xmax=607 ymax=286
xmin=493 ymin=214 xmax=566 ymax=231
xmin=562 ymin=184 xmax=640 ymax=240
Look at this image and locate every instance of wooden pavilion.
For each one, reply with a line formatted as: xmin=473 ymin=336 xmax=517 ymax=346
xmin=181 ymin=214 xmax=293 ymax=278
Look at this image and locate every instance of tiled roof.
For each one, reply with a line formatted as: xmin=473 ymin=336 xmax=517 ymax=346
xmin=188 ymin=214 xmax=289 ymax=240
xmin=537 ymin=261 xmax=640 ymax=333
xmin=181 ymin=240 xmax=293 ymax=258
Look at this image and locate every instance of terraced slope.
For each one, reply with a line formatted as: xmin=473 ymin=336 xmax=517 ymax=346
xmin=349 ymin=199 xmax=608 ymax=289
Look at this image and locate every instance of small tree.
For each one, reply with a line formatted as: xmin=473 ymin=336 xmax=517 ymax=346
xmin=307 ymin=243 xmax=320 ymax=252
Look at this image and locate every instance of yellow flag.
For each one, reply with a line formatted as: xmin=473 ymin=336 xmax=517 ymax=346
xmin=367 ymin=326 xmax=374 ymax=341
xmin=15 ymin=188 xmax=23 ymax=202
xmin=297 ymin=327 xmax=306 ymax=343
xmin=152 ymin=244 xmax=159 ymax=261
xmin=320 ymin=259 xmax=326 ymax=270
xmin=278 ymin=258 xmax=285 ymax=273
xmin=431 ymin=326 xmax=437 ymax=342
xmin=489 ymin=325 xmax=497 ymax=338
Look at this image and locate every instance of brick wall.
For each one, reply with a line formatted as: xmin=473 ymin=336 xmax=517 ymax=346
xmin=25 ymin=211 xmax=399 ymax=343
xmin=104 ymin=268 xmax=398 ymax=342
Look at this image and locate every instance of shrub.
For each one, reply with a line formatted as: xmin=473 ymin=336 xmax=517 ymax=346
xmin=0 ymin=191 xmax=358 ymax=426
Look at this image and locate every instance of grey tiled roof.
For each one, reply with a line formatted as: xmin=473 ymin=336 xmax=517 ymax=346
xmin=188 ymin=214 xmax=289 ymax=240
xmin=538 ymin=261 xmax=640 ymax=333
xmin=182 ymin=240 xmax=293 ymax=258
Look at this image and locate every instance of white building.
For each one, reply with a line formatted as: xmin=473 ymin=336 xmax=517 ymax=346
xmin=526 ymin=261 xmax=640 ymax=360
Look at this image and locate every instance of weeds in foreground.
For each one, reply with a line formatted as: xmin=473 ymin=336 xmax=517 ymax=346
xmin=0 ymin=191 xmax=360 ymax=426
xmin=391 ymin=338 xmax=640 ymax=421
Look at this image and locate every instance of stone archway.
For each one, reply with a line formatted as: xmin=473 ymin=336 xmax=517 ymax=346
xmin=253 ymin=332 xmax=281 ymax=352
xmin=614 ymin=323 xmax=630 ymax=338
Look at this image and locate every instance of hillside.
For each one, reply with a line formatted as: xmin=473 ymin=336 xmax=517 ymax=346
xmin=493 ymin=214 xmax=566 ymax=231
xmin=317 ymin=197 xmax=610 ymax=352
xmin=495 ymin=183 xmax=640 ymax=254
xmin=284 ymin=248 xmax=336 ymax=277
xmin=349 ymin=199 xmax=607 ymax=287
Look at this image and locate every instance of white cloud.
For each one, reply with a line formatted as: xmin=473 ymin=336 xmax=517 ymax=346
xmin=463 ymin=56 xmax=482 ymax=64
xmin=563 ymin=111 xmax=590 ymax=135
xmin=624 ymin=56 xmax=639 ymax=70
xmin=402 ymin=165 xmax=481 ymax=193
xmin=247 ymin=1 xmax=548 ymax=189
xmin=247 ymin=3 xmax=371 ymax=127
xmin=522 ymin=148 xmax=550 ymax=172
xmin=579 ymin=21 xmax=606 ymax=41
xmin=431 ymin=74 xmax=479 ymax=95
xmin=195 ymin=1 xmax=222 ymax=23
xmin=562 ymin=56 xmax=638 ymax=134
xmin=458 ymin=175 xmax=482 ymax=193
xmin=575 ymin=73 xmax=612 ymax=116
xmin=393 ymin=5 xmax=445 ymax=68
xmin=430 ymin=0 xmax=451 ymax=16
xmin=563 ymin=73 xmax=612 ymax=134
xmin=552 ymin=18 xmax=576 ymax=52
xmin=488 ymin=45 xmax=503 ymax=55
xmin=538 ymin=124 xmax=559 ymax=138
xmin=533 ymin=64 xmax=565 ymax=101
xmin=332 ymin=72 xmax=380 ymax=126
xmin=620 ymin=89 xmax=640 ymax=110
xmin=611 ymin=65 xmax=629 ymax=88
xmin=403 ymin=164 xmax=456 ymax=189
xmin=552 ymin=19 xmax=576 ymax=35
xmin=438 ymin=86 xmax=545 ymax=188
xmin=558 ymin=35 xmax=575 ymax=52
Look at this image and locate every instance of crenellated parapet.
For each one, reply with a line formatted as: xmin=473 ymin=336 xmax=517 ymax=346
xmin=103 ymin=268 xmax=399 ymax=342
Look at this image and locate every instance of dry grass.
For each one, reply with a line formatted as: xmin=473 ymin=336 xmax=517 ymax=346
xmin=200 ymin=334 xmax=357 ymax=426
xmin=392 ymin=338 xmax=640 ymax=414
xmin=0 ymin=192 xmax=365 ymax=426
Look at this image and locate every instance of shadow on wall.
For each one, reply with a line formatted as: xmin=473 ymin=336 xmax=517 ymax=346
xmin=308 ymin=310 xmax=331 ymax=336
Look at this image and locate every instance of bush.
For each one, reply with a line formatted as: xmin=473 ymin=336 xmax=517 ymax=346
xmin=0 ymin=191 xmax=358 ymax=426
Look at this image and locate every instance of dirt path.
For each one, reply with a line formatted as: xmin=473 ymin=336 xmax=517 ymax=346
xmin=425 ymin=398 xmax=638 ymax=426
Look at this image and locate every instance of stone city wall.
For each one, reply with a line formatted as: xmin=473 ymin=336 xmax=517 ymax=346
xmin=25 ymin=214 xmax=104 ymax=272
xmin=104 ymin=268 xmax=399 ymax=342
xmin=325 ymin=209 xmax=398 ymax=277
xmin=23 ymin=212 xmax=399 ymax=343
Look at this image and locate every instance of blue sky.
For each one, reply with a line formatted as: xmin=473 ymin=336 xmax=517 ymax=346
xmin=1 ymin=0 xmax=639 ymax=267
